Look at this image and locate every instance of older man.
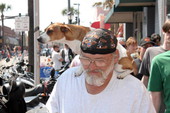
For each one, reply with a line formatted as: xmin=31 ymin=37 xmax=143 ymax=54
xmin=46 ymin=28 xmax=155 ymax=113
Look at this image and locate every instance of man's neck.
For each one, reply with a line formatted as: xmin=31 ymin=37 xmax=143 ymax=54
xmin=162 ymin=42 xmax=170 ymax=50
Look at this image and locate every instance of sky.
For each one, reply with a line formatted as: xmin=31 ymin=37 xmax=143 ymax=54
xmin=1 ymin=0 xmax=103 ymax=31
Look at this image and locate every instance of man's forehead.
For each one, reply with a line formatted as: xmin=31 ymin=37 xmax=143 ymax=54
xmin=81 ymin=51 xmax=113 ymax=57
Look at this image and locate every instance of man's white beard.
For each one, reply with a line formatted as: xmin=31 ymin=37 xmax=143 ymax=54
xmin=84 ymin=59 xmax=115 ymax=86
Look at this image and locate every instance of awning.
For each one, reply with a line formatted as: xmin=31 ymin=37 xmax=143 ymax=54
xmin=115 ymin=0 xmax=155 ymax=7
xmin=5 ymin=37 xmax=19 ymax=45
xmin=105 ymin=6 xmax=143 ymax=23
xmin=105 ymin=0 xmax=156 ymax=23
xmin=91 ymin=21 xmax=110 ymax=29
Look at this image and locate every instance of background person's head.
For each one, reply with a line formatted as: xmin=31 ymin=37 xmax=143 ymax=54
xmin=139 ymin=37 xmax=155 ymax=60
xmin=64 ymin=44 xmax=69 ymax=49
xmin=162 ymin=19 xmax=170 ymax=44
xmin=150 ymin=33 xmax=161 ymax=46
xmin=80 ymin=28 xmax=119 ymax=86
xmin=53 ymin=44 xmax=60 ymax=52
xmin=125 ymin=37 xmax=138 ymax=54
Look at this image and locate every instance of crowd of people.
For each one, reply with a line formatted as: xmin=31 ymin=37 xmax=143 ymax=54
xmin=1 ymin=19 xmax=168 ymax=113
xmin=0 ymin=45 xmax=23 ymax=61
xmin=43 ymin=19 xmax=170 ymax=113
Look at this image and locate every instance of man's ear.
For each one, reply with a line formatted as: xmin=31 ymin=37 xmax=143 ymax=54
xmin=114 ymin=49 xmax=119 ymax=64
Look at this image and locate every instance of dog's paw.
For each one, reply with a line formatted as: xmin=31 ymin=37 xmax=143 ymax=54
xmin=74 ymin=66 xmax=83 ymax=77
xmin=115 ymin=64 xmax=130 ymax=79
xmin=117 ymin=69 xmax=133 ymax=79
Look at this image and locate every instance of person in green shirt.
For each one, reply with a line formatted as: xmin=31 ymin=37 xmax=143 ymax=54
xmin=148 ymin=50 xmax=170 ymax=113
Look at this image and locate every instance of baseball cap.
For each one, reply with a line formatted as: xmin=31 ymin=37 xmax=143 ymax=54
xmin=80 ymin=28 xmax=117 ymax=54
xmin=140 ymin=37 xmax=155 ymax=46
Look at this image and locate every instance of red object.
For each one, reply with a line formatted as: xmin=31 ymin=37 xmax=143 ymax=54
xmin=91 ymin=21 xmax=110 ymax=29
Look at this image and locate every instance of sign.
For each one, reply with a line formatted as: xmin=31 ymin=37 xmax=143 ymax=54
xmin=40 ymin=66 xmax=58 ymax=79
xmin=40 ymin=66 xmax=53 ymax=78
xmin=15 ymin=16 xmax=29 ymax=31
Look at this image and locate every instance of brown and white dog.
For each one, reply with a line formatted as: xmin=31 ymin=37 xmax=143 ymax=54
xmin=37 ymin=22 xmax=91 ymax=54
xmin=37 ymin=22 xmax=137 ymax=79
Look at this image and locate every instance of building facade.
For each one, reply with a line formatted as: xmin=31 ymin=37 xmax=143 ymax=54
xmin=105 ymin=0 xmax=170 ymax=44
xmin=0 ymin=25 xmax=27 ymax=49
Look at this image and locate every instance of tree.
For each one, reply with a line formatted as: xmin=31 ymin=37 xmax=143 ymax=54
xmin=93 ymin=0 xmax=114 ymax=10
xmin=61 ymin=7 xmax=78 ymax=16
xmin=61 ymin=7 xmax=79 ymax=24
xmin=0 ymin=3 xmax=11 ymax=46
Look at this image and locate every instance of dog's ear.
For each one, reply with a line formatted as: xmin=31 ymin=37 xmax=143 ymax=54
xmin=60 ymin=26 xmax=71 ymax=33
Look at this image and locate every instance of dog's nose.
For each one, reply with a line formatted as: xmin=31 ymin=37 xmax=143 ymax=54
xmin=37 ymin=36 xmax=45 ymax=43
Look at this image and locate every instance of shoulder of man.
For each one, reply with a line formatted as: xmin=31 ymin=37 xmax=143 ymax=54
xmin=58 ymin=66 xmax=82 ymax=81
xmin=145 ymin=46 xmax=159 ymax=52
xmin=153 ymin=50 xmax=170 ymax=62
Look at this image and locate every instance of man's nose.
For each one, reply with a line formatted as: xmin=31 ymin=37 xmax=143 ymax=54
xmin=88 ymin=61 xmax=97 ymax=69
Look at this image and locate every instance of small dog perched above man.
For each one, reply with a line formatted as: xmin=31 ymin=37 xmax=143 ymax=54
xmin=37 ymin=22 xmax=91 ymax=54
xmin=37 ymin=22 xmax=137 ymax=79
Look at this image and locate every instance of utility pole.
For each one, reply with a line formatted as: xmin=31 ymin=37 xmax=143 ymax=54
xmin=28 ymin=0 xmax=40 ymax=85
xmin=28 ymin=0 xmax=34 ymax=73
xmin=34 ymin=0 xmax=40 ymax=85
xmin=1 ymin=13 xmax=4 ymax=47
xmin=68 ymin=0 xmax=72 ymax=24
xmin=74 ymin=3 xmax=80 ymax=25
xmin=18 ymin=13 xmax=24 ymax=54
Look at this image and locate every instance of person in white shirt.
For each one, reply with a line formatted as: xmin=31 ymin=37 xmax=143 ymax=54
xmin=51 ymin=45 xmax=63 ymax=71
xmin=60 ymin=44 xmax=74 ymax=65
xmin=46 ymin=28 xmax=156 ymax=113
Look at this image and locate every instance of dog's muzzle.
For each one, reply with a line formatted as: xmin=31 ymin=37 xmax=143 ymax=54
xmin=37 ymin=32 xmax=50 ymax=43
xmin=37 ymin=36 xmax=45 ymax=43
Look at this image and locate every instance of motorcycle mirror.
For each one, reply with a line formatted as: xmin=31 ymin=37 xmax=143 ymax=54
xmin=5 ymin=58 xmax=10 ymax=62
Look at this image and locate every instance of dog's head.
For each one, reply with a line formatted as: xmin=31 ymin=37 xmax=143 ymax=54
xmin=37 ymin=22 xmax=91 ymax=44
xmin=37 ymin=23 xmax=70 ymax=43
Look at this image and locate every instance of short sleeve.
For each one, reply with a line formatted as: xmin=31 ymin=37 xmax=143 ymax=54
xmin=148 ymin=57 xmax=163 ymax=91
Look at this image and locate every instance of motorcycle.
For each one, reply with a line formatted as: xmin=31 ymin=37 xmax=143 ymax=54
xmin=0 ymin=80 xmax=26 ymax=113
xmin=0 ymin=59 xmax=34 ymax=89
xmin=0 ymin=57 xmax=69 ymax=113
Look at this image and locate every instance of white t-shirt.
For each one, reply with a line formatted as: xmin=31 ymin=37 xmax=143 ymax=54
xmin=52 ymin=51 xmax=62 ymax=70
xmin=70 ymin=55 xmax=81 ymax=67
xmin=46 ymin=66 xmax=156 ymax=113
xmin=63 ymin=48 xmax=70 ymax=63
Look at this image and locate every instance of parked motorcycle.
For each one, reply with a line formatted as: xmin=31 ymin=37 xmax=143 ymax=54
xmin=0 ymin=80 xmax=26 ymax=113
xmin=0 ymin=59 xmax=34 ymax=89
xmin=0 ymin=57 xmax=70 ymax=113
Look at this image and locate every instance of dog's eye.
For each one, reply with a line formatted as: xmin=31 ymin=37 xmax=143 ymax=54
xmin=47 ymin=29 xmax=53 ymax=34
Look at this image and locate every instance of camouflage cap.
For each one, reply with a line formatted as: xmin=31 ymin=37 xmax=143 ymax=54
xmin=80 ymin=28 xmax=117 ymax=54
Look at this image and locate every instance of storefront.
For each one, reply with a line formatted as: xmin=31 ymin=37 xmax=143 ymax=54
xmin=4 ymin=37 xmax=19 ymax=46
xmin=113 ymin=0 xmax=170 ymax=39
xmin=105 ymin=0 xmax=156 ymax=42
